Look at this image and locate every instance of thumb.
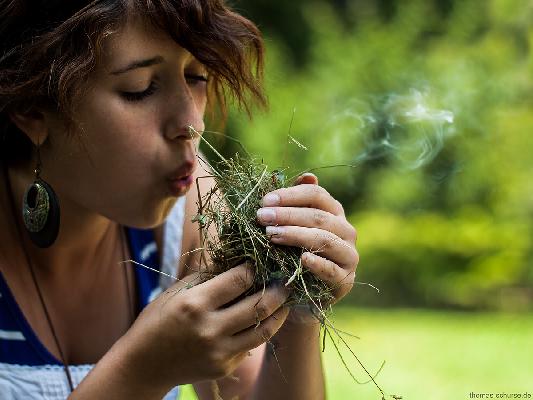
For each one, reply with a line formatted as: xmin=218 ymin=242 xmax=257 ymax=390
xmin=294 ymin=172 xmax=318 ymax=186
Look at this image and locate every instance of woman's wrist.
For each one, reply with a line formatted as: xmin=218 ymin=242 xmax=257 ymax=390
xmin=70 ymin=329 xmax=172 ymax=399
xmin=273 ymin=305 xmax=322 ymax=339
xmin=284 ymin=304 xmax=324 ymax=325
xmin=117 ymin=317 xmax=182 ymax=394
xmin=249 ymin=305 xmax=325 ymax=400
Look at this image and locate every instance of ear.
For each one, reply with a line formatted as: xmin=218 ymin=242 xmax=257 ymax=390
xmin=9 ymin=109 xmax=50 ymax=146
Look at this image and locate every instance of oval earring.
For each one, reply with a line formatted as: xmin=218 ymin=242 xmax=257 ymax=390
xmin=22 ymin=179 xmax=60 ymax=248
xmin=21 ymin=144 xmax=60 ymax=248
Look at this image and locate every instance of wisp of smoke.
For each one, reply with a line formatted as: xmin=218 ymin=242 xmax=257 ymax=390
xmin=325 ymin=89 xmax=455 ymax=170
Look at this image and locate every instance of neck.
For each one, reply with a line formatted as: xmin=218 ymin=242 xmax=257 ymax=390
xmin=1 ymin=161 xmax=119 ymax=277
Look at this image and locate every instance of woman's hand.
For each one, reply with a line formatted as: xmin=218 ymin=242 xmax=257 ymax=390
xmin=256 ymin=173 xmax=358 ymax=306
xmin=119 ymin=264 xmax=289 ymax=392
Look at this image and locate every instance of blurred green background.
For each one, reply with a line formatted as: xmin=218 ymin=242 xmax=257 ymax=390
xmin=194 ymin=0 xmax=533 ymax=398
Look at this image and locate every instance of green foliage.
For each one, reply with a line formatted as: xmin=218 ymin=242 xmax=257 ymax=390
xmin=203 ymin=0 xmax=533 ymax=310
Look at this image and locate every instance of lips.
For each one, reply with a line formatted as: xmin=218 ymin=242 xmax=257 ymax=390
xmin=172 ymin=174 xmax=194 ymax=186
xmin=167 ymin=174 xmax=194 ymax=196
xmin=167 ymin=161 xmax=196 ymax=182
xmin=166 ymin=161 xmax=196 ymax=196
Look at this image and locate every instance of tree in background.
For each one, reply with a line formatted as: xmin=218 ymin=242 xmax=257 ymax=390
xmin=204 ymin=0 xmax=532 ymax=310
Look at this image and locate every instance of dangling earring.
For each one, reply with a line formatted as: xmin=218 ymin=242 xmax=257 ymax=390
xmin=21 ymin=141 xmax=60 ymax=248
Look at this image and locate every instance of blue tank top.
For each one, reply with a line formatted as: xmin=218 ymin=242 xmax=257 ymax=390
xmin=0 ymin=197 xmax=186 ymax=399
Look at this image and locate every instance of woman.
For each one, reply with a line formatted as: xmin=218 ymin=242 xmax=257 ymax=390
xmin=0 ymin=1 xmax=358 ymax=399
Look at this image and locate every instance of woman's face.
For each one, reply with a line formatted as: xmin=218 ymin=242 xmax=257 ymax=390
xmin=40 ymin=16 xmax=207 ymax=228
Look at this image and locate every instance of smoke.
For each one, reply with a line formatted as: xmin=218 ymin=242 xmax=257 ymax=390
xmin=323 ymin=88 xmax=456 ymax=171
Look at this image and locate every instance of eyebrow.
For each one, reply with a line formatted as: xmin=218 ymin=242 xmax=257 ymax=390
xmin=110 ymin=55 xmax=165 ymax=75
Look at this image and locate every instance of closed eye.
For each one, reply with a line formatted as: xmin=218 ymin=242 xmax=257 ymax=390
xmin=120 ymin=82 xmax=158 ymax=102
xmin=185 ymin=74 xmax=208 ymax=85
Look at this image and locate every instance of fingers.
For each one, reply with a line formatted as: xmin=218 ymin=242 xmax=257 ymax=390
xmin=256 ymin=206 xmax=356 ymax=243
xmin=262 ymin=184 xmax=345 ymax=216
xmin=266 ymin=226 xmax=357 ymax=271
xmin=228 ymin=306 xmax=290 ymax=353
xmin=195 ymin=263 xmax=255 ymax=309
xmin=218 ymin=285 xmax=290 ymax=335
xmin=259 ymin=176 xmax=358 ymax=306
xmin=300 ymin=252 xmax=356 ymax=298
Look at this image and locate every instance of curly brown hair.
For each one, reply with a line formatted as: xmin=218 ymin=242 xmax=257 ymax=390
xmin=0 ymin=0 xmax=266 ymax=164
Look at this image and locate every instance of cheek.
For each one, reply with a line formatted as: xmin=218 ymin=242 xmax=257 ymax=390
xmin=84 ymin=97 xmax=161 ymax=180
xmin=193 ymin=86 xmax=208 ymax=114
xmin=46 ymin=94 xmax=169 ymax=226
xmin=88 ymin=96 xmax=159 ymax=159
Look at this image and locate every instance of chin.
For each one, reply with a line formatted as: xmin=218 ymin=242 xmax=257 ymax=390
xmin=131 ymin=198 xmax=179 ymax=229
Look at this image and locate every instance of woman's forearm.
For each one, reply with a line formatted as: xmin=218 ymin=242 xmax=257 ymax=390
xmin=250 ymin=315 xmax=325 ymax=400
xmin=68 ymin=332 xmax=171 ymax=400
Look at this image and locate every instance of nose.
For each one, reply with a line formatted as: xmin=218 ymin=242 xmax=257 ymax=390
xmin=163 ymin=87 xmax=205 ymax=141
xmin=166 ymin=124 xmax=203 ymax=141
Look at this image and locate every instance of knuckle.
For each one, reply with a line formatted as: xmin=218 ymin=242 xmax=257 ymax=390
xmin=335 ymin=200 xmax=345 ymax=214
xmin=353 ymin=250 xmax=360 ymax=270
xmin=312 ymin=210 xmax=327 ymax=227
xmin=277 ymin=188 xmax=289 ymax=203
xmin=232 ymin=268 xmax=253 ymax=291
xmin=255 ymin=303 xmax=270 ymax=321
xmin=320 ymin=234 xmax=335 ymax=251
xmin=179 ymin=299 xmax=203 ymax=319
xmin=311 ymin=185 xmax=327 ymax=200
xmin=198 ymin=327 xmax=216 ymax=346
xmin=349 ymin=270 xmax=356 ymax=285
xmin=208 ymin=359 xmax=228 ymax=379
xmin=284 ymin=207 xmax=293 ymax=223
xmin=324 ymin=262 xmax=337 ymax=281
xmin=347 ymin=224 xmax=357 ymax=243
xmin=209 ymin=349 xmax=225 ymax=367
xmin=260 ymin=323 xmax=275 ymax=341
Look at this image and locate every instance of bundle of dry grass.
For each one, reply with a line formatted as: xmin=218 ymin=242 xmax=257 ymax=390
xmin=195 ymin=150 xmax=334 ymax=313
xmin=184 ymin=127 xmax=397 ymax=399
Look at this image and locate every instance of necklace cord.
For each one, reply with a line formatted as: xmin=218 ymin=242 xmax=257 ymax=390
xmin=120 ymin=227 xmax=135 ymax=323
xmin=2 ymin=161 xmax=75 ymax=392
xmin=2 ymin=161 xmax=133 ymax=394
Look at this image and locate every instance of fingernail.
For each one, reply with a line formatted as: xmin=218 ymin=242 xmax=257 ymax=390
xmin=257 ymin=208 xmax=276 ymax=224
xmin=266 ymin=226 xmax=284 ymax=236
xmin=262 ymin=193 xmax=280 ymax=207
xmin=297 ymin=173 xmax=318 ymax=185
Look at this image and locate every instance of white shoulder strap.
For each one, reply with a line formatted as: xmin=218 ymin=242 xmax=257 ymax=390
xmin=160 ymin=196 xmax=187 ymax=290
